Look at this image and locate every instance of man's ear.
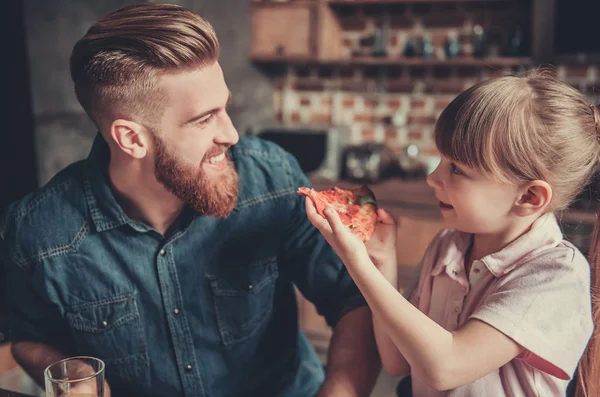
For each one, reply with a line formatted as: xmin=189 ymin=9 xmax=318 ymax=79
xmin=513 ymin=180 xmax=553 ymax=216
xmin=109 ymin=119 xmax=150 ymax=159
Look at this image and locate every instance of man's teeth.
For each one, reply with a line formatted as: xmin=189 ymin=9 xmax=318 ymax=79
xmin=208 ymin=153 xmax=225 ymax=164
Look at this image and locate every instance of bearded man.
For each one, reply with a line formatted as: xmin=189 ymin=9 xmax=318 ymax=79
xmin=0 ymin=4 xmax=380 ymax=397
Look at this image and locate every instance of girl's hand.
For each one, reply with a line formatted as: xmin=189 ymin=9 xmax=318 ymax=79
xmin=365 ymin=208 xmax=397 ymax=269
xmin=305 ymin=198 xmax=369 ymax=267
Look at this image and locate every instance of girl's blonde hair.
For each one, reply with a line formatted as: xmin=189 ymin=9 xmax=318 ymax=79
xmin=69 ymin=3 xmax=219 ymax=130
xmin=434 ymin=70 xmax=599 ymax=211
xmin=435 ymin=70 xmax=600 ymax=396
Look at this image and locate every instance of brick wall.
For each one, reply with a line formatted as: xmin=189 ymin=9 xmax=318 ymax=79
xmin=264 ymin=1 xmax=600 ymax=155
xmin=273 ymin=63 xmax=600 ymax=154
xmin=273 ymin=63 xmax=532 ymax=155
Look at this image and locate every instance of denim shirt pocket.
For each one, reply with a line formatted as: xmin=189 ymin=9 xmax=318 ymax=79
xmin=65 ymin=293 xmax=149 ymax=382
xmin=208 ymin=257 xmax=279 ymax=346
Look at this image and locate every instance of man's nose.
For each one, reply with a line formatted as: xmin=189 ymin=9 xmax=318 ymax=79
xmin=216 ymin=112 xmax=239 ymax=146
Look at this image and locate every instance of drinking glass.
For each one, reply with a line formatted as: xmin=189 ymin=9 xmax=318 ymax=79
xmin=44 ymin=356 xmax=105 ymax=397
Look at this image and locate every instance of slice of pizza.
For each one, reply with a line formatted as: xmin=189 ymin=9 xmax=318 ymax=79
xmin=298 ymin=185 xmax=377 ymax=242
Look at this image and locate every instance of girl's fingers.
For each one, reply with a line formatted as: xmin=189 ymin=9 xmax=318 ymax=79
xmin=305 ymin=197 xmax=317 ymax=216
xmin=305 ymin=199 xmax=333 ymax=235
xmin=324 ymin=207 xmax=349 ymax=237
xmin=377 ymin=208 xmax=396 ymax=225
xmin=305 ymin=198 xmax=322 ymax=226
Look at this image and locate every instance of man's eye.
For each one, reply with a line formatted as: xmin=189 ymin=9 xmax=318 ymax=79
xmin=197 ymin=114 xmax=214 ymax=126
xmin=450 ymin=163 xmax=464 ymax=175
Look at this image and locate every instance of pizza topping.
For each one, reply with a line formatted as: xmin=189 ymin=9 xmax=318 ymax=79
xmin=298 ymin=185 xmax=378 ymax=242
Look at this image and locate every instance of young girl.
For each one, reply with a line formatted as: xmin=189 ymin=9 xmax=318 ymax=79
xmin=306 ymin=71 xmax=599 ymax=396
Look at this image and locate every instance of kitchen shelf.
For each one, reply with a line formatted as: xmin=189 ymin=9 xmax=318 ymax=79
xmin=252 ymin=55 xmax=532 ymax=67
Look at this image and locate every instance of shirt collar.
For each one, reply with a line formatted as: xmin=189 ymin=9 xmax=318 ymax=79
xmin=481 ymin=213 xmax=563 ymax=276
xmin=431 ymin=231 xmax=472 ymax=278
xmin=431 ymin=213 xmax=563 ymax=278
xmin=83 ymin=134 xmax=151 ymax=233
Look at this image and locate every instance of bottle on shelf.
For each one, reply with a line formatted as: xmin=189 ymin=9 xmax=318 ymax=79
xmin=420 ymin=33 xmax=435 ymax=58
xmin=472 ymin=25 xmax=486 ymax=58
xmin=444 ymin=30 xmax=461 ymax=58
xmin=403 ymin=36 xmax=417 ymax=58
xmin=506 ymin=27 xmax=524 ymax=57
xmin=372 ymin=12 xmax=390 ymax=58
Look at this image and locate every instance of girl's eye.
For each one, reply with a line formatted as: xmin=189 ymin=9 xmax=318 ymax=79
xmin=450 ymin=163 xmax=465 ymax=175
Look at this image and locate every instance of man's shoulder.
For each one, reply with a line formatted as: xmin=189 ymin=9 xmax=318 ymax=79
xmin=232 ymin=136 xmax=291 ymax=162
xmin=232 ymin=137 xmax=306 ymax=210
xmin=232 ymin=136 xmax=303 ymax=182
xmin=1 ymin=160 xmax=90 ymax=269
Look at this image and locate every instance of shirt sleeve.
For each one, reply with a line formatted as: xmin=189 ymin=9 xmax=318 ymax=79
xmin=469 ymin=247 xmax=594 ymax=380
xmin=2 ymin=215 xmax=73 ymax=351
xmin=277 ymin=153 xmax=366 ymax=328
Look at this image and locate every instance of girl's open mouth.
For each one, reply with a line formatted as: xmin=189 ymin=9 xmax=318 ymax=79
xmin=439 ymin=201 xmax=454 ymax=210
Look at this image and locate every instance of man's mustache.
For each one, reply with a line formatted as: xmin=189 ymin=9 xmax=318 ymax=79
xmin=203 ymin=144 xmax=231 ymax=160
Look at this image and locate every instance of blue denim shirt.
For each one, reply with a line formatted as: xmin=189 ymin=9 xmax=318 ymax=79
xmin=0 ymin=136 xmax=365 ymax=397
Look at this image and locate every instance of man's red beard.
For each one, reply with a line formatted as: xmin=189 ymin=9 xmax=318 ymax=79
xmin=153 ymin=135 xmax=239 ymax=218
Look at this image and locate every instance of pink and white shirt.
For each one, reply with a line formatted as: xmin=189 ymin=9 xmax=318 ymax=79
xmin=408 ymin=213 xmax=594 ymax=396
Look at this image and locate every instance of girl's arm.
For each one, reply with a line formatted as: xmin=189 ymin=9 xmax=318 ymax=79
xmin=373 ymin=312 xmax=410 ymax=377
xmin=370 ymin=255 xmax=410 ymax=377
xmin=362 ymin=208 xmax=411 ymax=377
xmin=308 ymin=206 xmax=524 ymax=391
xmin=348 ymin=257 xmax=523 ymax=391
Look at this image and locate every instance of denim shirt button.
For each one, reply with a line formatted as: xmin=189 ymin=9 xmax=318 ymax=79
xmin=101 ymin=320 xmax=108 ymax=328
xmin=248 ymin=284 xmax=253 ymax=291
xmin=159 ymin=249 xmax=166 ymax=256
xmin=185 ymin=364 xmax=193 ymax=372
xmin=173 ymin=308 xmax=180 ymax=315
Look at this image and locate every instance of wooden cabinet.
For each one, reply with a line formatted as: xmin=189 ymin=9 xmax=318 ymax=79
xmin=252 ymin=0 xmax=533 ymax=66
xmin=251 ymin=1 xmax=342 ymax=61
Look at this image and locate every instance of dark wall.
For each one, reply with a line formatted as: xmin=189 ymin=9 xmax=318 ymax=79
xmin=0 ymin=1 xmax=38 ymax=340
xmin=0 ymin=1 xmax=37 ymax=212
xmin=23 ymin=0 xmax=274 ymax=185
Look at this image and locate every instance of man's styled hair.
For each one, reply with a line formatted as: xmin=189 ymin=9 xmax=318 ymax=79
xmin=70 ymin=3 xmax=219 ymax=130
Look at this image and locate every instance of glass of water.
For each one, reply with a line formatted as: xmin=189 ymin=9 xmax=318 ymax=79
xmin=44 ymin=356 xmax=105 ymax=397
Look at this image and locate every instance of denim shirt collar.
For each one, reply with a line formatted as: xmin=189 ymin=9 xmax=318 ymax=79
xmin=84 ymin=134 xmax=151 ymax=233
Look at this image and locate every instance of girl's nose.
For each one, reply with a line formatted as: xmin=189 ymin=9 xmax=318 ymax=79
xmin=426 ymin=164 xmax=442 ymax=189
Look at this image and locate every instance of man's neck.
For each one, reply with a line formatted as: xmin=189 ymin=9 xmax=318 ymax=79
xmin=108 ymin=157 xmax=184 ymax=236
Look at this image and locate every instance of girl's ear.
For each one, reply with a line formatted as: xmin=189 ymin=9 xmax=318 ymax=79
xmin=513 ymin=180 xmax=552 ymax=217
